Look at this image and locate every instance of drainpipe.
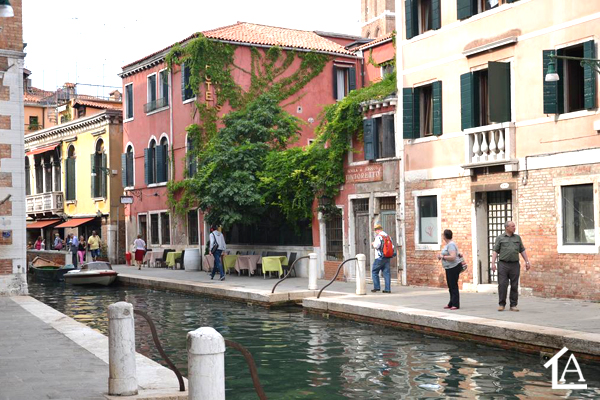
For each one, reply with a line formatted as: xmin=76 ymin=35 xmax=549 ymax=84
xmin=169 ymin=69 xmax=174 ymax=181
xmin=396 ymin=0 xmax=407 ymax=286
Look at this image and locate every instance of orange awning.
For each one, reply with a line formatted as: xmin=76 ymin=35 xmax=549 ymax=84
xmin=54 ymin=217 xmax=95 ymax=228
xmin=26 ymin=219 xmax=61 ymax=229
xmin=25 ymin=143 xmax=59 ymax=156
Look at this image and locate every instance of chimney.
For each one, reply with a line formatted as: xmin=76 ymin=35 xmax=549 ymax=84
xmin=109 ymin=90 xmax=122 ymax=102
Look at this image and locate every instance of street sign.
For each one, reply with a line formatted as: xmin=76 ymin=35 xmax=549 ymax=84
xmin=120 ymin=196 xmax=134 ymax=204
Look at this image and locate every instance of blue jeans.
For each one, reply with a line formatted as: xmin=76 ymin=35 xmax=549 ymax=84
xmin=90 ymin=249 xmax=100 ymax=260
xmin=372 ymin=257 xmax=391 ymax=291
xmin=211 ymin=250 xmax=224 ymax=279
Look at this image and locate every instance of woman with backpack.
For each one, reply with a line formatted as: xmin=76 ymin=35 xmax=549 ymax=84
xmin=438 ymin=229 xmax=462 ymax=310
xmin=371 ymin=224 xmax=394 ymax=293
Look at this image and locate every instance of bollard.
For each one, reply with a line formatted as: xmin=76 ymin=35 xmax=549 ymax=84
xmin=108 ymin=302 xmax=138 ymax=396
xmin=188 ymin=327 xmax=226 ymax=400
xmin=356 ymin=254 xmax=366 ymax=295
xmin=308 ymin=253 xmax=318 ymax=290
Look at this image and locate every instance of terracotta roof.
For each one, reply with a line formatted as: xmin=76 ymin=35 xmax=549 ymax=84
xmin=353 ymin=33 xmax=394 ymax=51
xmin=122 ymin=22 xmax=356 ymax=70
xmin=73 ymin=99 xmax=122 ymax=111
xmin=24 ymin=87 xmax=56 ymax=104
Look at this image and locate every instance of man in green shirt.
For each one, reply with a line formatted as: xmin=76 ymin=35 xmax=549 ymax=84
xmin=491 ymin=221 xmax=531 ymax=312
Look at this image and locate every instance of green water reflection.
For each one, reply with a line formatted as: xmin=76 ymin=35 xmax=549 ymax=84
xmin=28 ymin=282 xmax=600 ymax=399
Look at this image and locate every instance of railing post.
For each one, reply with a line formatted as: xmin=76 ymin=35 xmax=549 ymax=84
xmin=308 ymin=253 xmax=318 ymax=290
xmin=356 ymin=254 xmax=366 ymax=295
xmin=188 ymin=327 xmax=225 ymax=400
xmin=108 ymin=302 xmax=138 ymax=396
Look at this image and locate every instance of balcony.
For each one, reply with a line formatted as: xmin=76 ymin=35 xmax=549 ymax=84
xmin=463 ymin=122 xmax=517 ymax=171
xmin=26 ymin=192 xmax=64 ymax=215
xmin=144 ymin=97 xmax=169 ymax=113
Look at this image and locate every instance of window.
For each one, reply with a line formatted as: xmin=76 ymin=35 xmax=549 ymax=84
xmin=77 ymin=106 xmax=86 ymax=118
xmin=403 ymin=81 xmax=442 ymax=138
xmin=138 ymin=214 xmax=147 ymax=244
xmin=333 ymin=65 xmax=356 ymax=101
xmin=406 ymin=0 xmax=441 ymax=39
xmin=460 ymin=61 xmax=511 ymax=130
xmin=457 ymin=0 xmax=514 ymax=20
xmin=144 ymin=138 xmax=167 ymax=185
xmin=381 ymin=63 xmax=395 ymax=79
xmin=28 ymin=116 xmax=40 ymax=131
xmin=65 ymin=146 xmax=76 ymax=201
xmin=562 ymin=184 xmax=594 ymax=245
xmin=44 ymin=153 xmax=52 ymax=192
xmin=34 ymin=155 xmax=43 ymax=194
xmin=125 ymin=83 xmax=133 ymax=119
xmin=150 ymin=213 xmax=159 ymax=245
xmin=187 ymin=135 xmax=197 ymax=177
xmin=121 ymin=145 xmax=134 ymax=188
xmin=158 ymin=137 xmax=168 ymax=182
xmin=182 ymin=63 xmax=194 ymax=101
xmin=325 ymin=212 xmax=343 ymax=261
xmin=160 ymin=212 xmax=171 ymax=245
xmin=363 ymin=114 xmax=395 ymax=160
xmin=187 ymin=209 xmax=199 ymax=245
xmin=25 ymin=157 xmax=30 ymax=196
xmin=147 ymin=74 xmax=157 ymax=103
xmin=159 ymin=69 xmax=169 ymax=107
xmin=91 ymin=140 xmax=107 ymax=198
xmin=543 ymin=41 xmax=596 ymax=114
xmin=52 ymin=148 xmax=61 ymax=192
xmin=417 ymin=195 xmax=438 ymax=244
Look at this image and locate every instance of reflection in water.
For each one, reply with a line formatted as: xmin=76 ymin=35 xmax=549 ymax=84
xmin=29 ymin=282 xmax=600 ymax=399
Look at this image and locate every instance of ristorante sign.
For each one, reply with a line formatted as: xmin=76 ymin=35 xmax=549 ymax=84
xmin=345 ymin=164 xmax=383 ymax=183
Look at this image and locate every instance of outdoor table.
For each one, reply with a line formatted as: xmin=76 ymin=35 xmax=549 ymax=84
xmin=142 ymin=251 xmax=152 ymax=266
xmin=234 ymin=255 xmax=261 ymax=275
xmin=146 ymin=251 xmax=162 ymax=267
xmin=202 ymin=254 xmax=214 ymax=272
xmin=165 ymin=251 xmax=183 ymax=269
xmin=223 ymin=254 xmax=238 ymax=274
xmin=262 ymin=256 xmax=287 ymax=278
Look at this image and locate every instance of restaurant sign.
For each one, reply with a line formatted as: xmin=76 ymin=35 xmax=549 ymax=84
xmin=345 ymin=164 xmax=383 ymax=183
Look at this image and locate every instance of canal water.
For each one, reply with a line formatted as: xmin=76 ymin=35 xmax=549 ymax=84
xmin=28 ymin=281 xmax=600 ymax=399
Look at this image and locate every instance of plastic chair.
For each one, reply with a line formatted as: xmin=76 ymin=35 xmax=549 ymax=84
xmin=283 ymin=252 xmax=297 ymax=277
xmin=155 ymin=249 xmax=174 ymax=268
xmin=175 ymin=250 xmax=185 ymax=270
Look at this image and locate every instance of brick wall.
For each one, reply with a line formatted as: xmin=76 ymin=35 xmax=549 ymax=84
xmin=27 ymin=250 xmax=70 ymax=266
xmin=324 ymin=260 xmax=346 ymax=281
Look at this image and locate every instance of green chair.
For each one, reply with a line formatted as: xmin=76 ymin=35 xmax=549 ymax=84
xmin=262 ymin=256 xmax=283 ymax=279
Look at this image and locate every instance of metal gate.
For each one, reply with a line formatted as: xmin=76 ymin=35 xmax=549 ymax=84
xmin=354 ymin=199 xmax=370 ymax=270
xmin=380 ymin=197 xmax=398 ymax=280
xmin=487 ymin=191 xmax=512 ymax=283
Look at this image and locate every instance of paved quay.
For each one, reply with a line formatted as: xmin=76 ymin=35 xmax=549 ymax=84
xmin=113 ymin=264 xmax=600 ymax=359
xmin=0 ymin=296 xmax=186 ymax=400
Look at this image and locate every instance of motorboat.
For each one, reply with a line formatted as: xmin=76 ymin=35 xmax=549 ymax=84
xmin=64 ymin=261 xmax=118 ymax=286
xmin=28 ymin=257 xmax=76 ymax=282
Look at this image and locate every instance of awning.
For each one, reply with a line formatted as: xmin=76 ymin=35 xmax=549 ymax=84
xmin=25 ymin=143 xmax=59 ymax=156
xmin=26 ymin=219 xmax=61 ymax=229
xmin=54 ymin=217 xmax=95 ymax=228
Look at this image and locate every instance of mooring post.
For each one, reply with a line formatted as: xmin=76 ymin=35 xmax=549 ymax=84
xmin=356 ymin=254 xmax=366 ymax=295
xmin=108 ymin=302 xmax=138 ymax=396
xmin=308 ymin=252 xmax=318 ymax=290
xmin=187 ymin=327 xmax=226 ymax=400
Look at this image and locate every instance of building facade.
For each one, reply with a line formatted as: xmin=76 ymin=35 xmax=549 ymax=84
xmin=361 ymin=0 xmax=396 ymax=39
xmin=398 ymin=0 xmax=600 ymax=300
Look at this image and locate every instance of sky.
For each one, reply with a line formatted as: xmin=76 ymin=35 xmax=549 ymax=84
xmin=23 ymin=0 xmax=361 ymax=98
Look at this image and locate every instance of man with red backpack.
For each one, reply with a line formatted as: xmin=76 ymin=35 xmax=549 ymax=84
xmin=371 ymin=224 xmax=395 ymax=293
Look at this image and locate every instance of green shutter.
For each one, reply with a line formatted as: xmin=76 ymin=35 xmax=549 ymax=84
xmin=432 ymin=0 xmax=441 ymax=30
xmin=457 ymin=0 xmax=474 ymax=20
xmin=413 ymin=87 xmax=421 ymax=137
xmin=432 ymin=81 xmax=443 ymax=136
xmin=403 ymin=88 xmax=415 ymax=139
xmin=121 ymin=153 xmax=128 ymax=188
xmin=127 ymin=152 xmax=134 ymax=187
xmin=90 ymin=154 xmax=96 ymax=198
xmin=66 ymin=158 xmax=75 ymax=201
xmin=332 ymin=66 xmax=338 ymax=99
xmin=382 ymin=115 xmax=396 ymax=157
xmin=405 ymin=0 xmax=415 ymax=39
xmin=144 ymin=148 xmax=153 ymax=185
xmin=583 ymin=40 xmax=597 ymax=110
xmin=543 ymin=50 xmax=564 ymax=114
xmin=348 ymin=67 xmax=357 ymax=92
xmin=363 ymin=118 xmax=376 ymax=160
xmin=460 ymin=72 xmax=475 ymax=130
xmin=489 ymin=61 xmax=511 ymax=123
xmin=156 ymin=145 xmax=166 ymax=183
xmin=181 ymin=64 xmax=187 ymax=101
xmin=506 ymin=0 xmax=519 ymax=3
xmin=101 ymin=153 xmax=107 ymax=198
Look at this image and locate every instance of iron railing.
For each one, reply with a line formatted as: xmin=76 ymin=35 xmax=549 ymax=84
xmin=225 ymin=340 xmax=267 ymax=399
xmin=271 ymin=255 xmax=309 ymax=293
xmin=144 ymin=97 xmax=169 ymax=113
xmin=317 ymin=258 xmax=357 ymax=299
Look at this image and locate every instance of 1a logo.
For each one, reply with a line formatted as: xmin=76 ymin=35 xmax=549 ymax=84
xmin=543 ymin=347 xmax=587 ymax=390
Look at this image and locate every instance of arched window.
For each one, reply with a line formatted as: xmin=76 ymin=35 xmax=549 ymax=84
xmin=122 ymin=144 xmax=134 ymax=188
xmin=375 ymin=27 xmax=380 ymax=38
xmin=144 ymin=137 xmax=168 ymax=185
xmin=25 ymin=157 xmax=31 ymax=196
xmin=158 ymin=137 xmax=169 ymax=182
xmin=92 ymin=139 xmax=107 ymax=198
xmin=186 ymin=135 xmax=197 ymax=177
xmin=65 ymin=145 xmax=76 ymax=201
xmin=145 ymin=139 xmax=156 ymax=185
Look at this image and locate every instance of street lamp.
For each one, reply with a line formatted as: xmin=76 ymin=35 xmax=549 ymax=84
xmin=0 ymin=0 xmax=14 ymax=18
xmin=545 ymin=51 xmax=600 ymax=82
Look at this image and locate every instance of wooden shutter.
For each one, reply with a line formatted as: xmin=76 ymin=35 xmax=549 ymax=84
xmin=156 ymin=145 xmax=166 ymax=183
xmin=457 ymin=0 xmax=474 ymax=20
xmin=432 ymin=0 xmax=441 ymax=30
xmin=432 ymin=81 xmax=443 ymax=136
xmin=90 ymin=154 xmax=96 ymax=197
xmin=405 ymin=0 xmax=415 ymax=40
xmin=363 ymin=118 xmax=376 ymax=160
xmin=543 ymin=50 xmax=564 ymax=115
xmin=101 ymin=153 xmax=107 ymax=198
xmin=489 ymin=61 xmax=511 ymax=123
xmin=348 ymin=67 xmax=357 ymax=92
xmin=583 ymin=40 xmax=597 ymax=110
xmin=403 ymin=88 xmax=415 ymax=139
xmin=460 ymin=72 xmax=475 ymax=130
xmin=413 ymin=87 xmax=421 ymax=137
xmin=506 ymin=0 xmax=519 ymax=3
xmin=382 ymin=115 xmax=396 ymax=157
xmin=127 ymin=152 xmax=134 ymax=187
xmin=121 ymin=153 xmax=128 ymax=188
xmin=144 ymin=148 xmax=151 ymax=185
xmin=66 ymin=158 xmax=75 ymax=201
xmin=332 ymin=66 xmax=338 ymax=99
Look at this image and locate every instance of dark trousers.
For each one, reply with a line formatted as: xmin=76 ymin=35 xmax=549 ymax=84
xmin=445 ymin=264 xmax=461 ymax=308
xmin=498 ymin=261 xmax=520 ymax=307
xmin=71 ymin=245 xmax=78 ymax=268
xmin=211 ymin=250 xmax=224 ymax=279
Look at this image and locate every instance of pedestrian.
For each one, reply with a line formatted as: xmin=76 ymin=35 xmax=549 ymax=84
xmin=438 ymin=229 xmax=461 ymax=310
xmin=87 ymin=231 xmax=101 ymax=262
xmin=78 ymin=235 xmax=86 ymax=264
xmin=371 ymin=224 xmax=394 ymax=293
xmin=209 ymin=224 xmax=226 ymax=281
xmin=133 ymin=234 xmax=146 ymax=270
xmin=53 ymin=233 xmax=64 ymax=250
xmin=70 ymin=234 xmax=79 ymax=268
xmin=34 ymin=236 xmax=43 ymax=250
xmin=491 ymin=221 xmax=531 ymax=312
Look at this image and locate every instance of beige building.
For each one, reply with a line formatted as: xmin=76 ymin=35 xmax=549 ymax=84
xmin=362 ymin=0 xmax=396 ymax=38
xmin=397 ymin=0 xmax=600 ymax=300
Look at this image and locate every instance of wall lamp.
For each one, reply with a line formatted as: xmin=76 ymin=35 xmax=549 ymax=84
xmin=0 ymin=0 xmax=14 ymax=18
xmin=545 ymin=51 xmax=600 ymax=82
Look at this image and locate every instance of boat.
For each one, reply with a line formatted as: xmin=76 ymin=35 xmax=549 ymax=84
xmin=28 ymin=257 xmax=76 ymax=282
xmin=64 ymin=261 xmax=118 ymax=286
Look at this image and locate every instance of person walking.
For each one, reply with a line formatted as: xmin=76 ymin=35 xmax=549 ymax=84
xmin=209 ymin=225 xmax=227 ymax=281
xmin=371 ymin=224 xmax=393 ymax=293
xmin=438 ymin=229 xmax=461 ymax=310
xmin=70 ymin=234 xmax=79 ymax=268
xmin=87 ymin=231 xmax=101 ymax=262
xmin=77 ymin=235 xmax=86 ymax=264
xmin=133 ymin=234 xmax=146 ymax=270
xmin=491 ymin=221 xmax=531 ymax=312
xmin=53 ymin=233 xmax=64 ymax=250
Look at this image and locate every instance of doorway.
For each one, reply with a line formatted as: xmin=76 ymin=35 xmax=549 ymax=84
xmin=379 ymin=197 xmax=398 ymax=280
xmin=353 ymin=199 xmax=370 ymax=271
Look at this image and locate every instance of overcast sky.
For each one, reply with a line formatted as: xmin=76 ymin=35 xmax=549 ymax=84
xmin=23 ymin=0 xmax=361 ymax=97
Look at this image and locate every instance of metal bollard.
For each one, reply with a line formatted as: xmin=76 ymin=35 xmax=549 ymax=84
xmin=308 ymin=253 xmax=318 ymax=290
xmin=108 ymin=302 xmax=138 ymax=396
xmin=356 ymin=254 xmax=366 ymax=295
xmin=188 ymin=327 xmax=226 ymax=400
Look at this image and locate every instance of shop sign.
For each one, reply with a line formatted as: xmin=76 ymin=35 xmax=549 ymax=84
xmin=345 ymin=164 xmax=383 ymax=183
